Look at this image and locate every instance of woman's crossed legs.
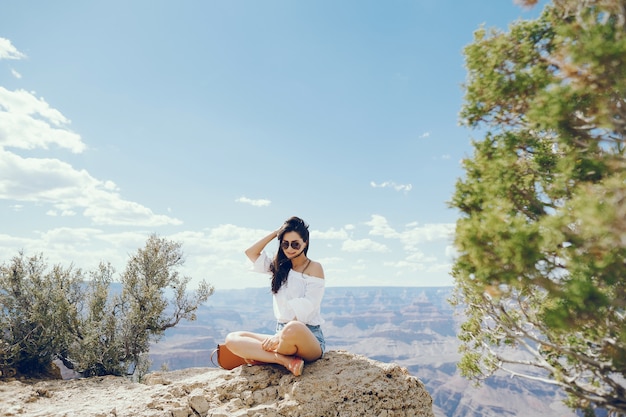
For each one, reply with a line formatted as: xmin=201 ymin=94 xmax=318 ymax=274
xmin=224 ymin=321 xmax=322 ymax=376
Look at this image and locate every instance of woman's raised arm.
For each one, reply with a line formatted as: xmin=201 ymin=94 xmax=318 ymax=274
xmin=245 ymin=230 xmax=279 ymax=262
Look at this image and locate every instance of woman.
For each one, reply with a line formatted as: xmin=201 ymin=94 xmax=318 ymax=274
xmin=224 ymin=216 xmax=326 ymax=376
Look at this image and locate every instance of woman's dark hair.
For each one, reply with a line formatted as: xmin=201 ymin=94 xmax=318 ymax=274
xmin=270 ymin=216 xmax=309 ymax=293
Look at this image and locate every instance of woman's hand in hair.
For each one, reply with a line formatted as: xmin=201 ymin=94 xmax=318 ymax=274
xmin=245 ymin=230 xmax=280 ymax=263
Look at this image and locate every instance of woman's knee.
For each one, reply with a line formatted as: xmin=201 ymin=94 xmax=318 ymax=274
xmin=280 ymin=321 xmax=308 ymax=341
xmin=224 ymin=331 xmax=243 ymax=346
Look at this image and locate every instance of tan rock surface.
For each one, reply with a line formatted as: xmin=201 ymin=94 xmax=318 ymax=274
xmin=0 ymin=351 xmax=434 ymax=417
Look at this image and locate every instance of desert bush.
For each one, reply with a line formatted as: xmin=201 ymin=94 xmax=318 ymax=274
xmin=0 ymin=252 xmax=83 ymax=377
xmin=0 ymin=235 xmax=213 ymax=378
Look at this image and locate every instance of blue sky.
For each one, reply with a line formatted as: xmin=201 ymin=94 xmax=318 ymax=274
xmin=0 ymin=1 xmax=546 ymax=290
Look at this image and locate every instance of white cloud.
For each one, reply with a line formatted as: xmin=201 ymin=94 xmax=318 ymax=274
xmin=0 ymin=87 xmax=85 ymax=153
xmin=384 ymin=259 xmax=427 ymax=272
xmin=419 ymin=131 xmax=431 ymax=139
xmin=235 ymin=196 xmax=271 ymax=207
xmin=317 ymin=256 xmax=343 ymax=266
xmin=0 ymin=149 xmax=181 ymax=226
xmin=445 ymin=244 xmax=458 ymax=259
xmin=364 ymin=215 xmax=455 ymax=247
xmin=370 ymin=181 xmax=412 ymax=193
xmin=0 ymin=228 xmax=146 ymax=277
xmin=46 ymin=209 xmax=77 ymax=217
xmin=203 ymin=224 xmax=263 ymax=253
xmin=11 ymin=69 xmax=22 ymax=79
xmin=84 ymin=199 xmax=182 ymax=226
xmin=169 ymin=225 xmax=274 ymax=289
xmin=313 ymin=227 xmax=349 ymax=240
xmin=366 ymin=214 xmax=400 ymax=238
xmin=341 ymin=238 xmax=389 ymax=253
xmin=0 ymin=82 xmax=180 ymax=227
xmin=405 ymin=250 xmax=437 ymax=263
xmin=359 ymin=214 xmax=455 ymax=277
xmin=0 ymin=220 xmax=455 ymax=290
xmin=0 ymin=38 xmax=26 ymax=60
xmin=400 ymin=221 xmax=455 ymax=249
xmin=426 ymin=262 xmax=453 ymax=273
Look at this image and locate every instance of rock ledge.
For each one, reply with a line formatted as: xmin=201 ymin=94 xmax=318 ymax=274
xmin=0 ymin=350 xmax=434 ymax=417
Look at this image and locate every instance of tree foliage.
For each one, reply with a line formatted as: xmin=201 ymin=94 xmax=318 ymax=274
xmin=0 ymin=253 xmax=83 ymax=378
xmin=451 ymin=1 xmax=626 ymax=415
xmin=0 ymin=235 xmax=213 ymax=378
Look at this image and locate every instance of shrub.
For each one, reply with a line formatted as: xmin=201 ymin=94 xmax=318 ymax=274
xmin=0 ymin=235 xmax=213 ymax=378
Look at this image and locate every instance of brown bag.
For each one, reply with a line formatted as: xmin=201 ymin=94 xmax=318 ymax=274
xmin=210 ymin=344 xmax=249 ymax=370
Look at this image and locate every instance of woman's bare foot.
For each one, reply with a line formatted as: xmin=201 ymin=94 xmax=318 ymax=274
xmin=286 ymin=356 xmax=304 ymax=376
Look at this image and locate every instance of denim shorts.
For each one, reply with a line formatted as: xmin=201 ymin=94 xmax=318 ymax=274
xmin=276 ymin=322 xmax=326 ymax=356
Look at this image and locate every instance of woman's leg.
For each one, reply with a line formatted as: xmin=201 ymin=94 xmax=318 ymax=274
xmin=274 ymin=321 xmax=323 ymax=362
xmin=224 ymin=322 xmax=321 ymax=374
xmin=225 ymin=330 xmax=307 ymax=376
xmin=224 ymin=331 xmax=291 ymax=365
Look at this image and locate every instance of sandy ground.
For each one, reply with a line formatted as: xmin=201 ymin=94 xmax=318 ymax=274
xmin=0 ymin=367 xmax=222 ymax=417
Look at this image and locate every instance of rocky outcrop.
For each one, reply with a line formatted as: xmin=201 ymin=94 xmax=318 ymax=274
xmin=0 ymin=350 xmax=434 ymax=417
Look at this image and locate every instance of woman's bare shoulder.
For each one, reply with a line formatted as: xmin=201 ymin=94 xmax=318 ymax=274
xmin=307 ymin=260 xmax=325 ymax=279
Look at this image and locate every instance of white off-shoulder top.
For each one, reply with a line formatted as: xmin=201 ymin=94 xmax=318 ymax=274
xmin=252 ymin=252 xmax=325 ymax=326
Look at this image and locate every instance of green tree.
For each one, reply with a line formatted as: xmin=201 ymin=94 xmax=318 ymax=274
xmin=69 ymin=261 xmax=127 ymax=376
xmin=0 ymin=235 xmax=213 ymax=378
xmin=0 ymin=253 xmax=83 ymax=377
xmin=450 ymin=1 xmax=626 ymax=415
xmin=69 ymin=234 xmax=214 ymax=376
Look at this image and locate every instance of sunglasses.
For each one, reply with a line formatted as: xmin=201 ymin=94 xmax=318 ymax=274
xmin=281 ymin=240 xmax=303 ymax=250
